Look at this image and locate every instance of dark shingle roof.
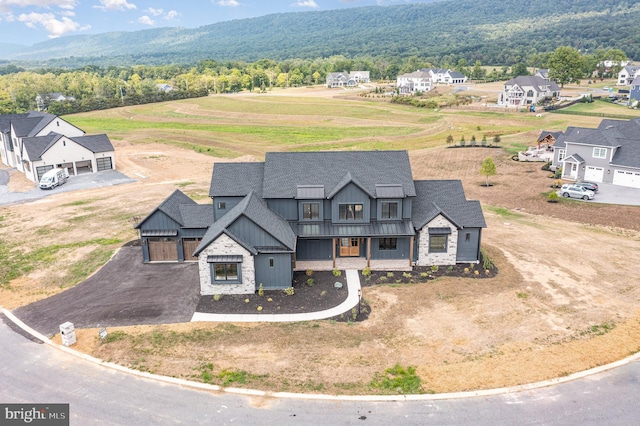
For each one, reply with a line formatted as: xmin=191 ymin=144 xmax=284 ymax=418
xmin=262 ymin=151 xmax=416 ymax=199
xmin=69 ymin=134 xmax=114 ymax=153
xmin=179 ymin=205 xmax=213 ymax=228
xmin=11 ymin=117 xmax=44 ymax=137
xmin=21 ymin=134 xmax=62 ymax=161
xmin=537 ymin=130 xmax=563 ymax=143
xmin=412 ymin=180 xmax=486 ymax=230
xmin=209 ymin=162 xmax=265 ymax=198
xmin=194 ymin=192 xmax=296 ymax=256
xmin=135 ymin=189 xmax=198 ymax=229
xmin=0 ymin=113 xmax=28 ymax=133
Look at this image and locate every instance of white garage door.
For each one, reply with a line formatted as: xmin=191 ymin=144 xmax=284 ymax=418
xmin=584 ymin=166 xmax=604 ymax=183
xmin=613 ymin=169 xmax=640 ymax=189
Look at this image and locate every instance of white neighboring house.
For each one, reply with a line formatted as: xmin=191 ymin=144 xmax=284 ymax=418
xmin=0 ymin=111 xmax=116 ymax=183
xmin=326 ymin=71 xmax=370 ymax=88
xmin=617 ymin=65 xmax=640 ymax=86
xmin=396 ymin=70 xmax=433 ymax=94
xmin=498 ymin=75 xmax=560 ymax=107
xmin=35 ymin=93 xmax=76 ymax=112
xmin=535 ymin=69 xmax=550 ymax=80
xmin=422 ymin=68 xmax=467 ymax=84
xmin=156 ymin=84 xmax=174 ymax=93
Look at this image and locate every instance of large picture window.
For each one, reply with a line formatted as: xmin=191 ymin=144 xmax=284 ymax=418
xmin=381 ymin=202 xmax=398 ymax=219
xmin=379 ymin=238 xmax=397 ymax=250
xmin=339 ymin=203 xmax=363 ymax=220
xmin=303 ymin=202 xmax=320 ymax=220
xmin=213 ymin=263 xmax=239 ymax=282
xmin=429 ymin=235 xmax=447 ymax=253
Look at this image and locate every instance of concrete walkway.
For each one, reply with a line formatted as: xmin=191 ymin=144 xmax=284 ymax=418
xmin=191 ymin=270 xmax=362 ymax=323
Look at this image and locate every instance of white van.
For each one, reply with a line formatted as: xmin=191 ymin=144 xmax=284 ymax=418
xmin=39 ymin=168 xmax=69 ymax=190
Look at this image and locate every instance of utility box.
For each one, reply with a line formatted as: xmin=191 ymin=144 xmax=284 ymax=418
xmin=59 ymin=321 xmax=76 ymax=347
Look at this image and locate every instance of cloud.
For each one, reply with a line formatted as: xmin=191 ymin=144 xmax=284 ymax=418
xmin=17 ymin=11 xmax=90 ymax=38
xmin=145 ymin=7 xmax=163 ymax=16
xmin=292 ymin=0 xmax=319 ymax=8
xmin=0 ymin=0 xmax=77 ymax=13
xmin=164 ymin=10 xmax=179 ymax=20
xmin=137 ymin=15 xmax=153 ymax=25
xmin=216 ymin=0 xmax=239 ymax=6
xmin=94 ymin=0 xmax=137 ymax=12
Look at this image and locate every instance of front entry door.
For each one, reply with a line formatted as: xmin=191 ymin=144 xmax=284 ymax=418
xmin=339 ymin=237 xmax=360 ymax=257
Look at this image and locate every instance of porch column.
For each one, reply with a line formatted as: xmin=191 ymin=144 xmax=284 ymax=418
xmin=409 ymin=236 xmax=414 ymax=267
xmin=367 ymin=237 xmax=371 ymax=268
xmin=292 ymin=253 xmax=296 ymax=270
xmin=332 ymin=238 xmax=336 ymax=269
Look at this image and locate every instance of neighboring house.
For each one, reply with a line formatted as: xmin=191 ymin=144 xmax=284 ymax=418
xmin=326 ymin=71 xmax=370 ymax=88
xmin=421 ymin=68 xmax=468 ymax=84
xmin=537 ymin=130 xmax=563 ymax=149
xmin=396 ymin=71 xmax=433 ymax=94
xmin=156 ymin=84 xmax=174 ymax=93
xmin=535 ymin=69 xmax=549 ymax=80
xmin=550 ymin=118 xmax=640 ymax=189
xmin=0 ymin=111 xmax=116 ymax=182
xmin=498 ymin=75 xmax=560 ymax=107
xmin=36 ymin=93 xmax=76 ymax=112
xmin=616 ymin=65 xmax=640 ymax=86
xmin=629 ymin=76 xmax=640 ymax=105
xmin=138 ymin=151 xmax=486 ymax=295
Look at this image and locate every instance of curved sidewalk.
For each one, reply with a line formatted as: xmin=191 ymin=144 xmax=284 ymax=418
xmin=191 ymin=270 xmax=361 ymax=323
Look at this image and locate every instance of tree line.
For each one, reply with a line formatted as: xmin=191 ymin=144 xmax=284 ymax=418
xmin=0 ymin=45 xmax=626 ymax=115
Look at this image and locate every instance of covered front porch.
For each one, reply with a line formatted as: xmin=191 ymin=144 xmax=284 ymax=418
xmin=294 ymin=257 xmax=412 ymax=272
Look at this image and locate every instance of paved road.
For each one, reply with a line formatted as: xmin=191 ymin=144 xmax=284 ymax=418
xmin=1 ymin=316 xmax=640 ymax=425
xmin=0 ymin=169 xmax=136 ymax=206
xmin=14 ymin=246 xmax=201 ymax=336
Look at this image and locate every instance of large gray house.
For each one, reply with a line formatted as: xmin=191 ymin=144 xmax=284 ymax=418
xmin=135 ymin=151 xmax=486 ymax=295
xmin=548 ymin=118 xmax=640 ymax=188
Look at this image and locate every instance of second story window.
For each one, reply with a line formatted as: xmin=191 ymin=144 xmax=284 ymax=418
xmin=593 ymin=147 xmax=606 ymax=159
xmin=339 ymin=203 xmax=363 ymax=220
xmin=381 ymin=202 xmax=398 ymax=219
xmin=303 ymin=202 xmax=319 ymax=220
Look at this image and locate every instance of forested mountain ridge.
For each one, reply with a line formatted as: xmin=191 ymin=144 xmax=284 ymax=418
xmin=3 ymin=0 xmax=640 ymax=67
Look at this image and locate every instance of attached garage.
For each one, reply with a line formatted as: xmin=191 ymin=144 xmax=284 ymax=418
xmin=584 ymin=166 xmax=604 ymax=183
xmin=35 ymin=165 xmax=53 ymax=181
xmin=96 ymin=156 xmax=113 ymax=171
xmin=182 ymin=238 xmax=201 ymax=261
xmin=147 ymin=237 xmax=178 ymax=262
xmin=613 ymin=169 xmax=640 ymax=189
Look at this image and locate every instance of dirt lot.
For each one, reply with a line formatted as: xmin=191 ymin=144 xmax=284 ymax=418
xmin=2 ymin=92 xmax=640 ymax=395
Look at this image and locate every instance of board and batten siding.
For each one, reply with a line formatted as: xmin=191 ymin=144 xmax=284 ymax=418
xmin=255 ymin=253 xmax=293 ymax=289
xmin=331 ymin=183 xmax=371 ymax=223
xmin=456 ymin=228 xmax=482 ymax=263
xmin=296 ymin=239 xmax=333 ymax=260
xmin=370 ymin=237 xmax=411 ymax=260
xmin=266 ymin=199 xmax=298 ymax=220
xmin=213 ymin=196 xmax=243 ymax=221
xmin=198 ymin=233 xmax=255 ymax=295
xmin=228 ymin=216 xmax=285 ymax=249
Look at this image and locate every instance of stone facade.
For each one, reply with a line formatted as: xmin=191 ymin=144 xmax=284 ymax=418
xmin=198 ymin=233 xmax=255 ymax=295
xmin=416 ymin=215 xmax=458 ymax=266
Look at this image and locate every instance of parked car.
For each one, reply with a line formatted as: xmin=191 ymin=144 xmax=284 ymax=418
xmin=559 ymin=184 xmax=595 ymax=200
xmin=574 ymin=182 xmax=598 ymax=192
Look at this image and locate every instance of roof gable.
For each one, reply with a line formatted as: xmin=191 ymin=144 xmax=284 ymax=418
xmin=135 ymin=189 xmax=197 ymax=229
xmin=412 ymin=180 xmax=486 ymax=230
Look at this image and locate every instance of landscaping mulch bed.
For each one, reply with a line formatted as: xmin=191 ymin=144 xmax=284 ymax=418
xmin=360 ymin=261 xmax=497 ymax=286
xmin=195 ymin=271 xmax=348 ymax=315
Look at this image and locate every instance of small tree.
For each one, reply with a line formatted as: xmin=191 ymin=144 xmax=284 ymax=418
xmin=481 ymin=135 xmax=487 ymax=146
xmin=479 ymin=157 xmax=497 ymax=186
xmin=446 ymin=134 xmax=454 ymax=146
xmin=492 ymin=134 xmax=501 ymax=146
xmin=470 ymin=135 xmax=477 ymax=146
xmin=459 ymin=136 xmax=466 ymax=146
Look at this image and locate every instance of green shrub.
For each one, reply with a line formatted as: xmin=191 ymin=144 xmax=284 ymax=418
xmin=362 ymin=266 xmax=371 ymax=277
xmin=332 ymin=269 xmax=342 ymax=277
xmin=284 ymin=287 xmax=295 ymax=296
xmin=306 ymin=278 xmax=314 ymax=286
xmin=370 ymin=364 xmax=424 ymax=394
xmin=213 ymin=294 xmax=222 ymax=301
xmin=258 ymin=283 xmax=264 ymax=296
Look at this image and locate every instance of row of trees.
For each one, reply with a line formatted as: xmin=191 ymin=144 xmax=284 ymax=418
xmin=0 ymin=46 xmax=627 ymax=114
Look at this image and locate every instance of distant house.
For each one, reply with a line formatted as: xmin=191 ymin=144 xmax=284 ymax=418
xmin=156 ymin=84 xmax=174 ymax=93
xmin=137 ymin=151 xmax=486 ymax=295
xmin=550 ymin=118 xmax=640 ymax=189
xmin=535 ymin=69 xmax=550 ymax=80
xmin=617 ymin=65 xmax=640 ymax=86
xmin=421 ymin=68 xmax=467 ymax=84
xmin=629 ymin=76 xmax=640 ymax=105
xmin=326 ymin=71 xmax=370 ymax=88
xmin=35 ymin=93 xmax=76 ymax=112
xmin=0 ymin=111 xmax=116 ymax=182
xmin=396 ymin=71 xmax=433 ymax=94
xmin=498 ymin=75 xmax=560 ymax=107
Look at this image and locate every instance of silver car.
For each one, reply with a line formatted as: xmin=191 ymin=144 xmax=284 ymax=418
xmin=559 ymin=184 xmax=595 ymax=200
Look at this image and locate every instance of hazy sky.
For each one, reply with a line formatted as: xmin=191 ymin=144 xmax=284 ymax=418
xmin=0 ymin=0 xmax=430 ymax=45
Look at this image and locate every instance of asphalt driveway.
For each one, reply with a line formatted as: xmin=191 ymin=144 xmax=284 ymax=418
xmin=593 ymin=182 xmax=640 ymax=206
xmin=14 ymin=244 xmax=200 ymax=337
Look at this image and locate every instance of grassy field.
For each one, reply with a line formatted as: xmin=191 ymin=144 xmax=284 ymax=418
xmin=559 ymin=98 xmax=640 ymax=116
xmin=65 ymin=88 xmax=609 ymax=159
